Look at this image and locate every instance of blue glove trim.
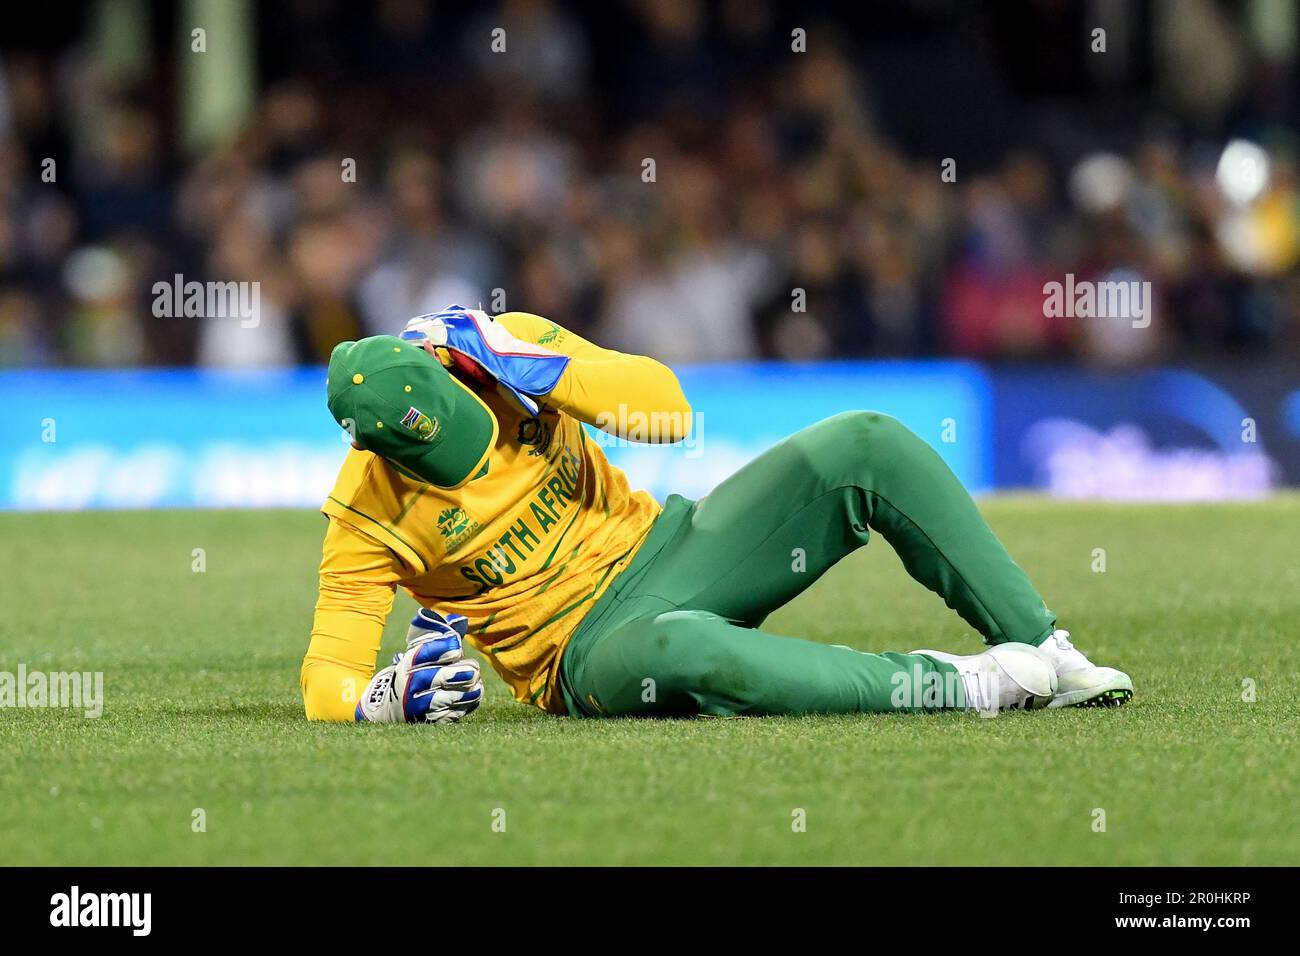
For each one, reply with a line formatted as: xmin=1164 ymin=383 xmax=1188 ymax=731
xmin=411 ymin=607 xmax=469 ymax=640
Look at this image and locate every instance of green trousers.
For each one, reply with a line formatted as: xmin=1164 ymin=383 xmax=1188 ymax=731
xmin=558 ymin=412 xmax=1056 ymax=717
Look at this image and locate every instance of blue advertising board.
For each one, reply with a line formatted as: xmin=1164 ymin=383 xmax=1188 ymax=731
xmin=1 ymin=360 xmax=1293 ymax=511
xmin=988 ymin=365 xmax=1291 ymax=500
xmin=0 ymin=362 xmax=992 ymax=511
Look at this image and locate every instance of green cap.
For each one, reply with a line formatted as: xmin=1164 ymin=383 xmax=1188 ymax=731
xmin=326 ymin=335 xmax=498 ymax=489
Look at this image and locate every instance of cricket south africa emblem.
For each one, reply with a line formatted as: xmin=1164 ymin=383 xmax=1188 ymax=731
xmin=436 ymin=506 xmax=482 ymax=554
xmin=400 ymin=406 xmax=440 ymax=442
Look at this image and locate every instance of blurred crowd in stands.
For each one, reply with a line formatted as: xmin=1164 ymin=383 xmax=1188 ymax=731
xmin=2 ymin=0 xmax=1299 ymax=369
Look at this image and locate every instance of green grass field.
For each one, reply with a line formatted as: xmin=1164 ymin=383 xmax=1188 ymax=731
xmin=1 ymin=498 xmax=1297 ymax=866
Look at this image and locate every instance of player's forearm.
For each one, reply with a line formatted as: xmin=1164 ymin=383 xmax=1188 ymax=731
xmin=304 ymin=537 xmax=396 ymax=721
xmin=549 ymin=353 xmax=693 ymax=442
xmin=302 ymin=556 xmax=390 ymax=723
xmin=301 ymin=610 xmax=387 ymax=721
xmin=488 ymin=311 xmax=692 ymax=441
xmin=301 ymin=656 xmax=370 ymax=721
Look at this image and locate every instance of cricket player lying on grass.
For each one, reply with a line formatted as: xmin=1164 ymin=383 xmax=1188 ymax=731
xmin=301 ymin=305 xmax=1134 ymax=723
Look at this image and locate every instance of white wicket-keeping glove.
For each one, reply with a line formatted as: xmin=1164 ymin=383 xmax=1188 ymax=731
xmin=355 ymin=608 xmax=484 ymax=724
xmin=400 ymin=305 xmax=569 ymax=417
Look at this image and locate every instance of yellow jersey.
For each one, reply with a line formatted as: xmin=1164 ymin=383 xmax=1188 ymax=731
xmin=300 ymin=312 xmax=692 ymax=719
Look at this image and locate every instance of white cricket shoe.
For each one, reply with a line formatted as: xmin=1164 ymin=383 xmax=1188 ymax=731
xmin=1036 ymin=629 xmax=1133 ymax=708
xmin=910 ymin=643 xmax=1058 ymax=714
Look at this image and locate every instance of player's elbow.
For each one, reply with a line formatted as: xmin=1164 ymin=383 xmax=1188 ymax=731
xmin=647 ymin=367 xmax=694 ymax=443
xmin=658 ymin=382 xmax=694 ymax=442
xmin=593 ymin=364 xmax=694 ymax=444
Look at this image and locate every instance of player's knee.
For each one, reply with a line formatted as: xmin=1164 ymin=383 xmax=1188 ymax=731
xmin=629 ymin=613 xmax=743 ymax=681
xmin=587 ymin=612 xmax=739 ymax=715
xmin=838 ymin=410 xmax=910 ymax=443
xmin=642 ymin=611 xmax=743 ymax=685
xmin=813 ymin=410 xmax=918 ymax=477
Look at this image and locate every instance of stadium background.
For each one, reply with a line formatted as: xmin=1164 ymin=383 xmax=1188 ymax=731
xmin=2 ymin=0 xmax=1299 ymax=509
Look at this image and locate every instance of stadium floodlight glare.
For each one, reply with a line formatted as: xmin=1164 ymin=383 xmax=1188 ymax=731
xmin=1067 ymin=152 xmax=1134 ymax=214
xmin=1216 ymin=139 xmax=1270 ymax=207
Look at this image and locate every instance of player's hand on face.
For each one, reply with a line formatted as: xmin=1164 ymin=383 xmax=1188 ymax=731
xmin=355 ymin=609 xmax=484 ymax=724
xmin=399 ymin=305 xmax=569 ymax=417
